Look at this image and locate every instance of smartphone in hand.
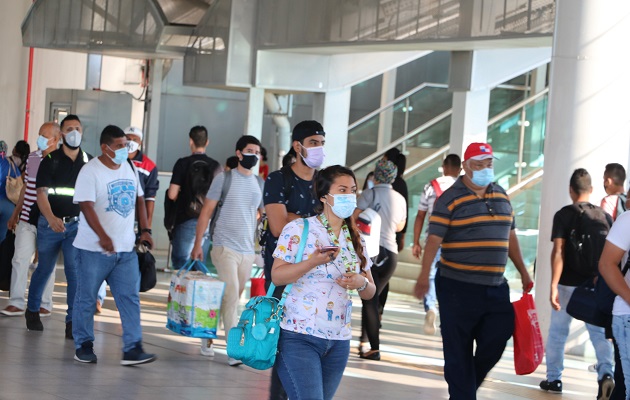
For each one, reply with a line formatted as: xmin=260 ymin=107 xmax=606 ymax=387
xmin=320 ymin=246 xmax=339 ymax=252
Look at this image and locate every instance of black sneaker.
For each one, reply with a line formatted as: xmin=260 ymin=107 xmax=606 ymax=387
xmin=121 ymin=343 xmax=156 ymax=366
xmin=25 ymin=309 xmax=43 ymax=331
xmin=65 ymin=321 xmax=73 ymax=340
xmin=598 ymin=374 xmax=615 ymax=400
xmin=74 ymin=341 xmax=97 ymax=364
xmin=540 ymin=379 xmax=562 ymax=393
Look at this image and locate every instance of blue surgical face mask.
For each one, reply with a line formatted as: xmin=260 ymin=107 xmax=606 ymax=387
xmin=366 ymin=180 xmax=375 ymax=189
xmin=327 ymin=193 xmax=357 ymax=219
xmin=471 ymin=168 xmax=494 ymax=187
xmin=107 ymin=145 xmax=128 ymax=165
xmin=37 ymin=136 xmax=50 ymax=151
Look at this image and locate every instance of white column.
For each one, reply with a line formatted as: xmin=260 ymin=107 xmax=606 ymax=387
xmin=376 ymin=69 xmax=397 ymax=150
xmin=244 ymin=87 xmax=265 ymax=139
xmin=312 ymin=88 xmax=352 ymax=167
xmin=535 ymin=0 xmax=630 ymax=344
xmin=144 ymin=59 xmax=163 ymax=162
xmin=448 ymin=90 xmax=490 ymax=157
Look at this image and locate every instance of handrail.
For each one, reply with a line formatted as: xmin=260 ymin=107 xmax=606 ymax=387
xmin=506 ymin=169 xmax=544 ymax=196
xmin=404 ymin=144 xmax=451 ymax=177
xmin=348 ymin=82 xmax=448 ymax=130
xmin=351 ymin=87 xmax=549 ymax=172
xmin=349 ymin=108 xmax=453 ymax=171
xmin=487 ymin=88 xmax=549 ymax=126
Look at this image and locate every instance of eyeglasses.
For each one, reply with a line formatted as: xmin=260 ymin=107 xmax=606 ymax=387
xmin=484 ymin=200 xmax=495 ymax=216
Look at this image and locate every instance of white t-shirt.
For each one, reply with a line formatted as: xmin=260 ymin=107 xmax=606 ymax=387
xmin=73 ymin=158 xmax=143 ymax=253
xmin=272 ymin=216 xmax=372 ymax=340
xmin=417 ymin=175 xmax=457 ymax=216
xmin=608 ymin=212 xmax=630 ymax=315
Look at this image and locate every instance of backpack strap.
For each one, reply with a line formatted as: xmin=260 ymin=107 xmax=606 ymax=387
xmin=266 ymin=218 xmax=310 ymax=304
xmin=622 ymin=250 xmax=630 ymax=276
xmin=430 ymin=178 xmax=444 ymax=199
xmin=210 ymin=170 xmax=232 ymax=238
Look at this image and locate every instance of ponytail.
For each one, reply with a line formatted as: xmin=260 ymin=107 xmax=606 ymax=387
xmin=345 ymin=216 xmax=367 ymax=272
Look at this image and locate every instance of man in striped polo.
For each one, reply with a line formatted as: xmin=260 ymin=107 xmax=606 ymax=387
xmin=191 ymin=135 xmax=264 ymax=366
xmin=2 ymin=122 xmax=60 ymax=317
xmin=414 ymin=142 xmax=533 ymax=399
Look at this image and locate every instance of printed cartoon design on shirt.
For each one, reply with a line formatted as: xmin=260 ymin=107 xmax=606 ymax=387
xmin=272 ymin=216 xmax=372 ymax=340
xmin=326 ymin=302 xmax=334 ymax=321
xmin=106 ymin=179 xmax=136 ymax=217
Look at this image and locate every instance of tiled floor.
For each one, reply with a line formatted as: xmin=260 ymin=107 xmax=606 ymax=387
xmin=0 ymin=268 xmax=604 ymax=399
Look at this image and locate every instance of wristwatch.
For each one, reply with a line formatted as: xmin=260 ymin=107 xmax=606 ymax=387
xmin=357 ymin=276 xmax=369 ymax=292
xmin=141 ymin=228 xmax=152 ymax=235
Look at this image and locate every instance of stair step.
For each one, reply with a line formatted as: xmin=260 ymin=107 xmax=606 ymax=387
xmin=389 ymin=276 xmax=417 ymax=297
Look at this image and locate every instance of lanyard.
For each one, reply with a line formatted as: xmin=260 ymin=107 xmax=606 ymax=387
xmin=318 ymin=214 xmax=359 ymax=273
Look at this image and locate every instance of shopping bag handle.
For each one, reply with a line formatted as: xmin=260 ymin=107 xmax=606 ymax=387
xmin=266 ymin=218 xmax=309 ymax=308
xmin=177 ymin=259 xmax=210 ymax=277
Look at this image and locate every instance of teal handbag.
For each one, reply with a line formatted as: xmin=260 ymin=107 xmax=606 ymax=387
xmin=226 ymin=219 xmax=309 ymax=370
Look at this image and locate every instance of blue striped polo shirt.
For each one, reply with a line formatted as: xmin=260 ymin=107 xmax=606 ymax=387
xmin=428 ymin=177 xmax=515 ymax=286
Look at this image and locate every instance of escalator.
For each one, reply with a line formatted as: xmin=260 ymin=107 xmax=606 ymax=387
xmin=349 ymin=83 xmax=549 ymax=295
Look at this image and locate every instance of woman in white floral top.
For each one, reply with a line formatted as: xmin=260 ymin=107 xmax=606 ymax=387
xmin=271 ymin=165 xmax=376 ymax=400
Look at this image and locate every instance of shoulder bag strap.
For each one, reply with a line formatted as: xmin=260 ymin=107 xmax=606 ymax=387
xmin=267 ymin=218 xmax=310 ymax=305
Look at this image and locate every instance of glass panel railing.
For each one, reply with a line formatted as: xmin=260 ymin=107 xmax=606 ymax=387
xmin=504 ymin=175 xmax=543 ymax=283
xmin=487 ymin=90 xmax=548 ymax=189
xmin=352 ymin=112 xmax=452 ymax=188
xmin=346 ymin=84 xmax=450 ymax=166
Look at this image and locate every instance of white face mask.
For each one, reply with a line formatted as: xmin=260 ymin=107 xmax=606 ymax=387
xmin=63 ymin=129 xmax=82 ymax=148
xmin=127 ymin=141 xmax=140 ymax=153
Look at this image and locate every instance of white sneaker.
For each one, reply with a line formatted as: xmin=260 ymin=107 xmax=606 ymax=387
xmin=200 ymin=339 xmax=214 ymax=357
xmin=228 ymin=357 xmax=243 ymax=367
xmin=588 ymin=363 xmax=597 ymax=373
xmin=424 ymin=309 xmax=437 ymax=335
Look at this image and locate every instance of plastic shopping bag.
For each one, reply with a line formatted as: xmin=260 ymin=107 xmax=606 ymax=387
xmin=512 ymin=293 xmax=544 ymax=375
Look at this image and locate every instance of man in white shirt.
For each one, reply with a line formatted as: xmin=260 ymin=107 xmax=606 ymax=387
xmin=72 ymin=125 xmax=155 ymax=366
xmin=411 ymin=154 xmax=461 ymax=335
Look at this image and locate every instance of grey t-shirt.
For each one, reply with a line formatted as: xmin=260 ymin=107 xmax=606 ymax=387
xmin=206 ymin=170 xmax=264 ymax=254
xmin=357 ymin=184 xmax=407 ymax=254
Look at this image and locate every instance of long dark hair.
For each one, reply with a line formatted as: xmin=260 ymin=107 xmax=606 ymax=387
xmin=314 ymin=165 xmax=367 ymax=272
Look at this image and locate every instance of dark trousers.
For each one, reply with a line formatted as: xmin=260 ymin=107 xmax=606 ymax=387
xmin=360 ymin=246 xmax=398 ymax=349
xmin=436 ymin=270 xmax=514 ymax=400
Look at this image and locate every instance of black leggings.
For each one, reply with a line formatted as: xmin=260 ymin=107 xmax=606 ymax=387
xmin=360 ymin=246 xmax=398 ymax=350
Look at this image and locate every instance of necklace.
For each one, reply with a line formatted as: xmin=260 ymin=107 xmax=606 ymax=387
xmin=318 ymin=214 xmax=359 ymax=273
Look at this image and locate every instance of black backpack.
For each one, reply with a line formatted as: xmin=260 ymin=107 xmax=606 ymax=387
xmin=616 ymin=193 xmax=628 ymax=219
xmin=258 ymin=166 xmax=297 ymax=247
xmin=567 ymin=203 xmax=612 ymax=277
xmin=184 ymin=159 xmax=214 ymax=219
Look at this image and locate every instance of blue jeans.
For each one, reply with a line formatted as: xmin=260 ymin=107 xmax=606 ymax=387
xmin=546 ymin=284 xmax=613 ymax=381
xmin=436 ymin=270 xmax=514 ymax=399
xmin=171 ymin=218 xmax=209 ymax=269
xmin=28 ymin=216 xmax=78 ymax=322
xmin=613 ymin=315 xmax=630 ymax=400
xmin=97 ymin=282 xmax=107 ymax=305
xmin=73 ymin=249 xmax=142 ymax=352
xmin=276 ymin=329 xmax=350 ymax=400
xmin=0 ymin=197 xmax=15 ymax=243
xmin=423 ymin=248 xmax=440 ymax=312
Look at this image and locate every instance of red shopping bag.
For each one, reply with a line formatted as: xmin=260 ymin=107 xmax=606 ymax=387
xmin=250 ymin=267 xmax=266 ymax=298
xmin=512 ymin=293 xmax=544 ymax=375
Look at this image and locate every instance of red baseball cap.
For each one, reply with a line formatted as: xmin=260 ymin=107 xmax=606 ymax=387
xmin=464 ymin=142 xmax=495 ymax=162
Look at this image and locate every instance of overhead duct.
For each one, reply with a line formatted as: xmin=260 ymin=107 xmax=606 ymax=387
xmin=21 ymin=0 xmax=214 ymax=58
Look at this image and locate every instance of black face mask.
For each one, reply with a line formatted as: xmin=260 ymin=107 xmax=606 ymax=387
xmin=239 ymin=154 xmax=259 ymax=170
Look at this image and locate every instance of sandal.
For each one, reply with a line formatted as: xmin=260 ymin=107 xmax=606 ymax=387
xmin=359 ymin=350 xmax=381 ymax=361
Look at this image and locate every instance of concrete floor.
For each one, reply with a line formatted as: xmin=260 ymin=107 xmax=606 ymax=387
xmin=0 ymin=268 xmax=605 ymax=400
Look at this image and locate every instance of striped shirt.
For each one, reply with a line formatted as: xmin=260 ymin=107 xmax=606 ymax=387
xmin=428 ymin=177 xmax=515 ymax=286
xmin=206 ymin=169 xmax=264 ymax=254
xmin=20 ymin=150 xmax=43 ymax=224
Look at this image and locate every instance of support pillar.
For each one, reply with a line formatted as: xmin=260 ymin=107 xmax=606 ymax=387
xmin=535 ymin=0 xmax=630 ymax=347
xmin=376 ymin=69 xmax=397 ymax=150
xmin=312 ymin=88 xmax=352 ymax=167
xmin=448 ymin=90 xmax=490 ymax=157
xmin=244 ymin=87 xmax=265 ymax=139
xmin=144 ymin=59 xmax=163 ymax=162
